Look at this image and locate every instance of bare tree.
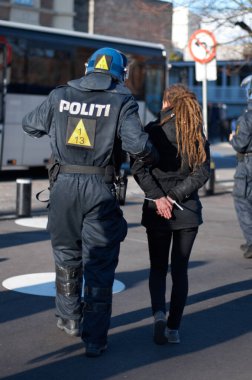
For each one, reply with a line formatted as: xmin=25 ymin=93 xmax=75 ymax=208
xmin=173 ymin=0 xmax=252 ymax=43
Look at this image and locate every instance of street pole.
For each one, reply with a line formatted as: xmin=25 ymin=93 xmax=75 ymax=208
xmin=202 ymin=63 xmax=208 ymax=139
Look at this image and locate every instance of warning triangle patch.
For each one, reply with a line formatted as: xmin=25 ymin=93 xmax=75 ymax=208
xmin=94 ymin=54 xmax=112 ymax=71
xmin=95 ymin=55 xmax=109 ymax=70
xmin=66 ymin=117 xmax=96 ymax=149
xmin=68 ymin=119 xmax=91 ymax=146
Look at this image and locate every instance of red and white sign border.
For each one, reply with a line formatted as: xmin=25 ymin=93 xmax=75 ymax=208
xmin=189 ymin=29 xmax=217 ymax=64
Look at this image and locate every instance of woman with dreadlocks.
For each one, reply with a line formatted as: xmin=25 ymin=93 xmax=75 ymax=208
xmin=132 ymin=84 xmax=210 ymax=345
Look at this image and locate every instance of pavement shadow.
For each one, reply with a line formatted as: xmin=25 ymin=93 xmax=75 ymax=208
xmin=116 ymin=260 xmax=207 ymax=291
xmin=2 ymin=279 xmax=252 ymax=380
xmin=111 ymin=278 xmax=252 ymax=329
xmin=0 ymin=290 xmax=54 ymax=324
xmin=0 ymin=261 xmax=207 ymax=324
xmin=0 ymin=230 xmax=50 ymax=249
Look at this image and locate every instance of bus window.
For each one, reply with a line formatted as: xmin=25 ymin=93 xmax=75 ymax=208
xmin=145 ymin=64 xmax=164 ymax=116
xmin=7 ymin=38 xmax=76 ymax=94
xmin=126 ymin=55 xmax=145 ymax=100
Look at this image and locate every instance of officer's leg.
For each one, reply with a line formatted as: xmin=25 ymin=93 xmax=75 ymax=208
xmin=47 ymin=175 xmax=83 ymax=326
xmin=81 ymin=202 xmax=127 ymax=353
xmin=234 ymin=197 xmax=252 ymax=246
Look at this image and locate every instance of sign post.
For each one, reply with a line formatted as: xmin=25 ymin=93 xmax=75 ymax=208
xmin=188 ymin=29 xmax=217 ymax=139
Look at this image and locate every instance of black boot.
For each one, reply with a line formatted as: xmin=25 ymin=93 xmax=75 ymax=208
xmin=244 ymin=245 xmax=252 ymax=259
xmin=57 ymin=317 xmax=80 ymax=337
xmin=85 ymin=343 xmax=108 ymax=357
xmin=240 ymin=243 xmax=248 ymax=252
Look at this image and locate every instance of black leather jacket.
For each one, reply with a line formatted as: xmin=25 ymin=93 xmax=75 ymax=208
xmin=132 ymin=108 xmax=210 ymax=202
xmin=131 ymin=108 xmax=210 ymax=229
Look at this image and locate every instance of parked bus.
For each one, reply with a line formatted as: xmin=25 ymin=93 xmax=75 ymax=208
xmin=0 ymin=20 xmax=167 ymax=171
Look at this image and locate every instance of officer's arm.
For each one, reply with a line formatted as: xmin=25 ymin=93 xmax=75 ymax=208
xmin=118 ymin=97 xmax=159 ymax=165
xmin=231 ymin=114 xmax=252 ymax=152
xmin=22 ymin=90 xmax=55 ymax=138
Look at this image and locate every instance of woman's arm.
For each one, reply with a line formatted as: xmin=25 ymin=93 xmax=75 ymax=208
xmin=131 ymin=158 xmax=173 ymax=219
xmin=167 ymin=141 xmax=211 ymax=202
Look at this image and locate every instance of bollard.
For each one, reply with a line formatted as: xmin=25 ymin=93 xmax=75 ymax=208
xmin=202 ymin=159 xmax=215 ymax=196
xmin=16 ymin=178 xmax=32 ymax=218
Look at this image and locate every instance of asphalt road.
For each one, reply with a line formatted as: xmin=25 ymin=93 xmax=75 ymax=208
xmin=0 ymin=142 xmax=251 ymax=380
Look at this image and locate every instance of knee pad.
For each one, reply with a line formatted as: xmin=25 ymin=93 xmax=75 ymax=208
xmin=56 ymin=264 xmax=83 ymax=297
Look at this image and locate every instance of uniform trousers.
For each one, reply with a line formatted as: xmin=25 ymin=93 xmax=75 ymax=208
xmin=234 ymin=197 xmax=252 ymax=246
xmin=146 ymin=227 xmax=198 ymax=329
xmin=48 ymin=173 xmax=127 ymax=345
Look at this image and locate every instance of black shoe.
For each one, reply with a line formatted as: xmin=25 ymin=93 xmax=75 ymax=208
xmin=243 ymin=245 xmax=252 ymax=259
xmin=153 ymin=311 xmax=167 ymax=345
xmin=85 ymin=343 xmax=107 ymax=357
xmin=57 ymin=317 xmax=80 ymax=337
xmin=240 ymin=243 xmax=248 ymax=252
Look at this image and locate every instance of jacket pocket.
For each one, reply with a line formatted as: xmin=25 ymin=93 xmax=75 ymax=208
xmin=233 ymin=175 xmax=246 ymax=198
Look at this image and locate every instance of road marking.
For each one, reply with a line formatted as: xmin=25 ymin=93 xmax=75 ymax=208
xmin=2 ymin=273 xmax=125 ymax=296
xmin=15 ymin=217 xmax=47 ymax=229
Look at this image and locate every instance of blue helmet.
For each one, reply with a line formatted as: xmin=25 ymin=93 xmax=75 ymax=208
xmin=85 ymin=47 xmax=128 ymax=82
xmin=241 ymin=74 xmax=252 ymax=101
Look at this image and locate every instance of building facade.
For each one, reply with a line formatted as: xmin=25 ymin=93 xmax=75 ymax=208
xmin=0 ymin=0 xmax=173 ymax=53
xmin=0 ymin=0 xmax=75 ymax=28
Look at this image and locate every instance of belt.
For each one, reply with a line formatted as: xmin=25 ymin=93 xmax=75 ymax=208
xmin=237 ymin=152 xmax=252 ymax=160
xmin=59 ymin=164 xmax=106 ymax=175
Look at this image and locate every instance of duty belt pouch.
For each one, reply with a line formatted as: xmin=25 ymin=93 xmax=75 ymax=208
xmin=237 ymin=153 xmax=244 ymax=162
xmin=48 ymin=161 xmax=60 ymax=189
xmin=36 ymin=161 xmax=60 ymax=203
xmin=105 ymin=165 xmax=116 ymax=184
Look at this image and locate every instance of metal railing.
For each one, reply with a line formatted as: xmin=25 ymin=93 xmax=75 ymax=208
xmin=191 ymin=86 xmax=247 ymax=105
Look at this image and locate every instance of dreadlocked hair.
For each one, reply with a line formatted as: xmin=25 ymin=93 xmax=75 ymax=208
xmin=163 ymin=84 xmax=206 ymax=168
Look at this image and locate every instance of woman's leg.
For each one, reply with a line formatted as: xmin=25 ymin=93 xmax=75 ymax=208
xmin=167 ymin=227 xmax=198 ymax=330
xmin=146 ymin=229 xmax=172 ymax=314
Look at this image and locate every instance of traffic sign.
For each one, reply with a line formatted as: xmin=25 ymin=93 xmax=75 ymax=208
xmin=195 ymin=59 xmax=217 ymax=82
xmin=189 ymin=29 xmax=217 ymax=64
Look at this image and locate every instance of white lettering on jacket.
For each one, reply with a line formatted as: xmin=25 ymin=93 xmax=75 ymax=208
xmin=59 ymin=100 xmax=111 ymax=117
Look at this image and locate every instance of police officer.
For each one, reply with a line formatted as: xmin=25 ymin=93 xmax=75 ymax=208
xmin=230 ymin=74 xmax=252 ymax=259
xmin=22 ymin=47 xmax=159 ymax=357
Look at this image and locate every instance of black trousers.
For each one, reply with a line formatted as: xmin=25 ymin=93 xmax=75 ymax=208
xmin=48 ymin=173 xmax=127 ymax=345
xmin=146 ymin=227 xmax=198 ymax=330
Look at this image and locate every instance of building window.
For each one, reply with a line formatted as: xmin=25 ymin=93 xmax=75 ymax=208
xmin=41 ymin=0 xmax=53 ymax=9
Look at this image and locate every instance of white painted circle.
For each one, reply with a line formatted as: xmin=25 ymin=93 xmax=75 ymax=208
xmin=2 ymin=273 xmax=125 ymax=296
xmin=15 ymin=217 xmax=48 ymax=229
